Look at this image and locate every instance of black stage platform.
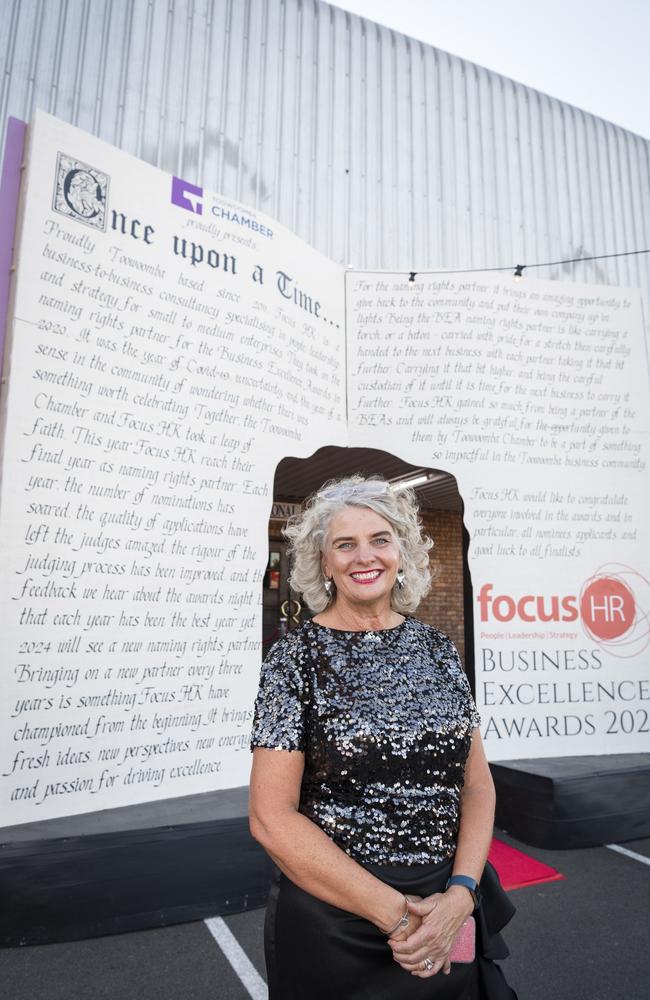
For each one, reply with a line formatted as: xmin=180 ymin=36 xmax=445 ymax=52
xmin=490 ymin=753 xmax=650 ymax=849
xmin=2 ymin=753 xmax=649 ymax=946
xmin=0 ymin=786 xmax=273 ymax=947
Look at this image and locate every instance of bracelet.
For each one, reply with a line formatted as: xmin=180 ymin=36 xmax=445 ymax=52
xmin=385 ymin=894 xmax=409 ymax=936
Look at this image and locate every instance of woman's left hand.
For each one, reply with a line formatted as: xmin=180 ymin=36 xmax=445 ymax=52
xmin=388 ymin=891 xmax=473 ymax=977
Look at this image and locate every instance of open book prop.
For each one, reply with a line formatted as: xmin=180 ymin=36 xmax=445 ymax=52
xmin=0 ymin=112 xmax=648 ymax=827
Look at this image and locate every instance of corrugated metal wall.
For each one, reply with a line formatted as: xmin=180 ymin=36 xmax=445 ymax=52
xmin=2 ymin=0 xmax=649 ymax=322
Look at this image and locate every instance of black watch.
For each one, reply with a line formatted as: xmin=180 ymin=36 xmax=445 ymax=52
xmin=445 ymin=874 xmax=481 ymax=910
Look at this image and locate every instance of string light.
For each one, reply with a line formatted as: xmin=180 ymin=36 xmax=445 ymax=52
xmin=344 ymin=248 xmax=650 ymax=278
xmin=513 ymin=264 xmax=525 ymax=282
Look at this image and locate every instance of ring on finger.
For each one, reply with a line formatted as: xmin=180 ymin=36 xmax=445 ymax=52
xmin=423 ymin=958 xmax=435 ymax=971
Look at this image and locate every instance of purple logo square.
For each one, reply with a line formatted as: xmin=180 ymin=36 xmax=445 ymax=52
xmin=171 ymin=176 xmax=203 ymax=214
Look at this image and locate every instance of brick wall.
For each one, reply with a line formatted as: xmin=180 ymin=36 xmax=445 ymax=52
xmin=416 ymin=511 xmax=466 ymax=665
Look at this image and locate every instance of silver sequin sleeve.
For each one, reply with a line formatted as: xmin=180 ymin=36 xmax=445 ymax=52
xmin=250 ymin=629 xmax=309 ymax=752
xmin=443 ymin=635 xmax=482 ymax=731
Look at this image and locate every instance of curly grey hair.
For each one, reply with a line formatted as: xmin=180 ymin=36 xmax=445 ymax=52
xmin=283 ymin=474 xmax=433 ymax=614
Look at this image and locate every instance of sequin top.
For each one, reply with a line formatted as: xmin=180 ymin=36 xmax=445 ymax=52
xmin=249 ymin=616 xmax=481 ymax=865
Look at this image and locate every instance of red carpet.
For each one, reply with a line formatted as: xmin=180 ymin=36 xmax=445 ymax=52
xmin=488 ymin=837 xmax=565 ymax=890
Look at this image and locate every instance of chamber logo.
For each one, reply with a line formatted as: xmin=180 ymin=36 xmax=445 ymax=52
xmin=171 ymin=176 xmax=203 ymax=214
xmin=52 ymin=153 xmax=108 ymax=230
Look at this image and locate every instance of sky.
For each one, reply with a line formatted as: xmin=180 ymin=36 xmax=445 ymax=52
xmin=333 ymin=0 xmax=650 ymax=140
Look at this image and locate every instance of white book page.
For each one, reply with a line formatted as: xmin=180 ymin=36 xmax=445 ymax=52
xmin=346 ymin=270 xmax=650 ymax=760
xmin=0 ymin=111 xmax=346 ymax=824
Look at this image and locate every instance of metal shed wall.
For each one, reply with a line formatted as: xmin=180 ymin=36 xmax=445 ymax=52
xmin=1 ymin=0 xmax=649 ymax=321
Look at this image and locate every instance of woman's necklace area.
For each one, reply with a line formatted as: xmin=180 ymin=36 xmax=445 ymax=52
xmin=313 ymin=610 xmax=405 ymax=633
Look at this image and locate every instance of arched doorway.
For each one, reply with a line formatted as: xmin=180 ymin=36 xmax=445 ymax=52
xmin=263 ymin=447 xmax=475 ymax=688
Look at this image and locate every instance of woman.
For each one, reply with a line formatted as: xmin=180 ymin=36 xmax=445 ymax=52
xmin=249 ymin=476 xmax=518 ymax=999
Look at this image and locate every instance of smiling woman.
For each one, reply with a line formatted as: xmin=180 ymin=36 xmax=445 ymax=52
xmin=248 ymin=475 xmax=518 ymax=999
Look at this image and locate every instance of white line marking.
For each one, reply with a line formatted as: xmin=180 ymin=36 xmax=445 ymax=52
xmin=605 ymin=843 xmax=650 ymax=867
xmin=204 ymin=916 xmax=268 ymax=1000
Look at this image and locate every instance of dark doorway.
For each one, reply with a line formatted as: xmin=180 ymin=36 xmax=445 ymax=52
xmin=267 ymin=446 xmax=476 ymax=689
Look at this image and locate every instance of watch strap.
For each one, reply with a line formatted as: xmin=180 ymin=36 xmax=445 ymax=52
xmin=445 ymin=874 xmax=481 ymax=909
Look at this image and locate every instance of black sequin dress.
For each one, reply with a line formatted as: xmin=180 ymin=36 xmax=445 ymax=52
xmin=250 ymin=618 xmax=518 ymax=999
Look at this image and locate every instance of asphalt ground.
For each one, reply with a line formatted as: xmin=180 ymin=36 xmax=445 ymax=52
xmin=1 ymin=830 xmax=649 ymax=1000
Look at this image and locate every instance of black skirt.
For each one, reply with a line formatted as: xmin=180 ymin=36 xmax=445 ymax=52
xmin=264 ymin=855 xmax=519 ymax=1000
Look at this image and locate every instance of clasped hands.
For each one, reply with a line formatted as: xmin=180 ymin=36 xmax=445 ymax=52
xmin=386 ymin=891 xmax=472 ymax=978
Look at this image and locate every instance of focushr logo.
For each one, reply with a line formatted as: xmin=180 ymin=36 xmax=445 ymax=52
xmin=579 ymin=575 xmax=636 ymax=641
xmin=171 ymin=176 xmax=203 ymax=215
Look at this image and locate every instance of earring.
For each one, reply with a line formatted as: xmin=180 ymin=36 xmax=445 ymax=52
xmin=324 ymin=577 xmax=333 ymax=596
xmin=396 ymin=570 xmax=405 ymax=590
